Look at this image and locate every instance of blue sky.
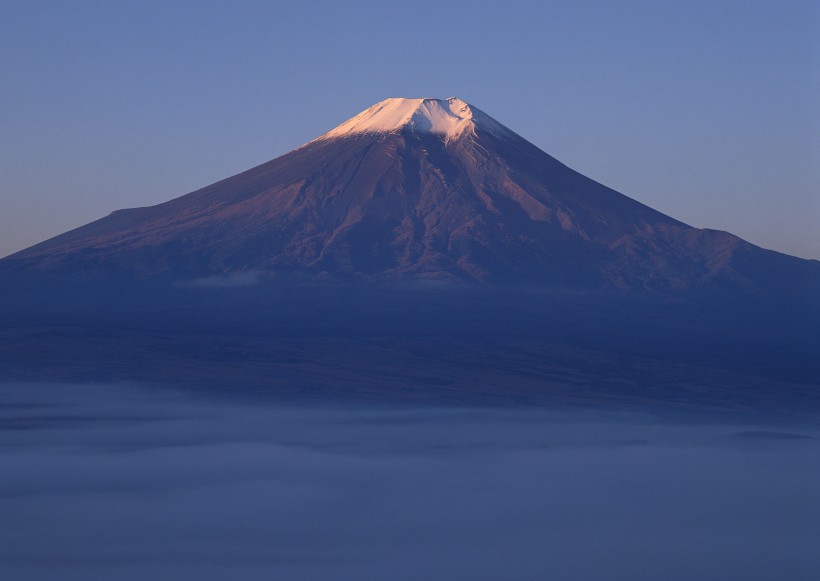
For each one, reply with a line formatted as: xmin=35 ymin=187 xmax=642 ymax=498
xmin=1 ymin=0 xmax=818 ymax=258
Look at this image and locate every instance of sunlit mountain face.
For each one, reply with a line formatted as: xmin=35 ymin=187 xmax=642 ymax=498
xmin=4 ymin=97 xmax=816 ymax=293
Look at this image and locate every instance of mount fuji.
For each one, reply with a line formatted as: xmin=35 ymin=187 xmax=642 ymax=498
xmin=1 ymin=98 xmax=817 ymax=415
xmin=4 ymin=97 xmax=816 ymax=292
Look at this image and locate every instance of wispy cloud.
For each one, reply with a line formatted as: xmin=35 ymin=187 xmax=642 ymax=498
xmin=176 ymin=271 xmax=263 ymax=288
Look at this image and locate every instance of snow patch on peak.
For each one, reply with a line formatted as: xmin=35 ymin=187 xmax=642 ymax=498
xmin=317 ymin=97 xmax=513 ymax=142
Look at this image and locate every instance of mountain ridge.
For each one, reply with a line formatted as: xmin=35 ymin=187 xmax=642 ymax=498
xmin=3 ymin=97 xmax=817 ymax=292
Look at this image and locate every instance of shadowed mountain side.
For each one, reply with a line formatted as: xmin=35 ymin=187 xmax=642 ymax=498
xmin=1 ymin=276 xmax=817 ymax=418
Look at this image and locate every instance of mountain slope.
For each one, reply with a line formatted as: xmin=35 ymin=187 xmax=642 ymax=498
xmin=1 ymin=98 xmax=818 ymax=415
xmin=3 ymin=97 xmax=817 ymax=291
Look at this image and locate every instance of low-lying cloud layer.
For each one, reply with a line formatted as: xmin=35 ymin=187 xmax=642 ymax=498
xmin=1 ymin=383 xmax=818 ymax=581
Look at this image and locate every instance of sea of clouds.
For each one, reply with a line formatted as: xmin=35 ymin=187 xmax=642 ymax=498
xmin=1 ymin=382 xmax=818 ymax=580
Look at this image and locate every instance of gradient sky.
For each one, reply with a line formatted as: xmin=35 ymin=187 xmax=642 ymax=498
xmin=1 ymin=0 xmax=818 ymax=259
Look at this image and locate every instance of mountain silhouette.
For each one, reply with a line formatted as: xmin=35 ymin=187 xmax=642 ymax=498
xmin=5 ymin=97 xmax=816 ymax=291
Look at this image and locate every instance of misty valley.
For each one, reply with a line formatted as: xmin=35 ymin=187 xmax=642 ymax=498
xmin=1 ymin=382 xmax=818 ymax=581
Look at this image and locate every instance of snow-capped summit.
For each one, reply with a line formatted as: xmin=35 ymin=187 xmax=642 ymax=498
xmin=318 ymin=97 xmax=511 ymax=142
